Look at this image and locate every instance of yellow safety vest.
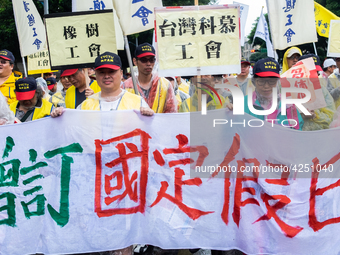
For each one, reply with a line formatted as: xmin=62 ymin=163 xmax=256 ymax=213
xmin=50 ymin=92 xmax=65 ymax=107
xmin=125 ymin=77 xmax=169 ymax=113
xmin=65 ymin=80 xmax=101 ymax=109
xmin=10 ymin=98 xmax=54 ymax=121
xmin=178 ymin=83 xmax=190 ymax=95
xmin=179 ymin=93 xmax=228 ymax=112
xmin=80 ymin=91 xmax=143 ymax=111
xmin=0 ymin=71 xmax=22 ymax=105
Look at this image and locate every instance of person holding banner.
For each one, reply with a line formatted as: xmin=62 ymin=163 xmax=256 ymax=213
xmin=9 ymin=77 xmax=54 ymax=122
xmin=63 ymin=68 xmax=101 ymax=109
xmin=245 ymin=58 xmax=304 ymax=130
xmin=281 ymin=47 xmax=302 ymax=73
xmin=0 ymin=49 xmax=22 ymax=105
xmin=122 ymin=43 xmax=177 ymax=113
xmin=327 ymin=58 xmax=340 ymax=109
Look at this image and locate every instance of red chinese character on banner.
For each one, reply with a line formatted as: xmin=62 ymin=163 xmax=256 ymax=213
xmin=291 ymin=68 xmax=304 ymax=78
xmin=94 ymin=129 xmax=151 ymax=217
xmin=151 ymin=134 xmax=213 ymax=220
xmin=294 ymin=79 xmax=308 ymax=99
xmin=309 ymin=153 xmax=340 ymax=232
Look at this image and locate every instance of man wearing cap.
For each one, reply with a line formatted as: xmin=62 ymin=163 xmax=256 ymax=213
xmin=297 ymin=54 xmax=336 ymax=130
xmin=327 ymin=57 xmax=340 ymax=109
xmin=46 ymin=77 xmax=57 ymax=96
xmin=122 ymin=43 xmax=177 ymax=113
xmin=244 ymin=58 xmax=303 ymax=130
xmin=321 ymin=58 xmax=337 ymax=79
xmin=9 ymin=77 xmax=54 ymax=122
xmin=0 ymin=49 xmax=22 ymax=105
xmin=63 ymin=68 xmax=101 ymax=109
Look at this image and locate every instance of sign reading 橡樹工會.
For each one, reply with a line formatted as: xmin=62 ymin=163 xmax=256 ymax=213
xmin=44 ymin=10 xmax=117 ymax=70
xmin=155 ymin=5 xmax=241 ymax=77
xmin=2 ymin=110 xmax=340 ymax=254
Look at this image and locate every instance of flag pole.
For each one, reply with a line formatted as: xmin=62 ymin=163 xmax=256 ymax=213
xmin=21 ymin=57 xmax=27 ymax=77
xmin=313 ymin=42 xmax=318 ymax=56
xmin=195 ymin=0 xmax=202 ymax=112
xmin=124 ymin=35 xmax=140 ymax=95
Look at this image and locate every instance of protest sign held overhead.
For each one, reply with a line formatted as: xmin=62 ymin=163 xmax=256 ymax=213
xmin=327 ymin=20 xmax=340 ymax=58
xmin=155 ymin=5 xmax=241 ymax=77
xmin=266 ymin=0 xmax=317 ymax=50
xmin=44 ymin=10 xmax=117 ymax=70
xmin=112 ymin=0 xmax=163 ymax=35
xmin=314 ymin=1 xmax=340 ymax=38
xmin=72 ymin=0 xmax=124 ymax=50
xmin=27 ymin=50 xmax=56 ymax=75
xmin=12 ymin=0 xmax=47 ymax=56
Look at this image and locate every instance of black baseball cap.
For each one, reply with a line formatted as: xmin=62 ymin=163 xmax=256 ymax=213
xmin=241 ymin=57 xmax=250 ymax=65
xmin=95 ymin=52 xmax=122 ymax=70
xmin=0 ymin=49 xmax=15 ymax=62
xmin=253 ymin=58 xmax=280 ymax=78
xmin=298 ymin=54 xmax=322 ymax=72
xmin=15 ymin=77 xmax=37 ymax=100
xmin=46 ymin=77 xmax=57 ymax=90
xmin=135 ymin=43 xmax=156 ymax=58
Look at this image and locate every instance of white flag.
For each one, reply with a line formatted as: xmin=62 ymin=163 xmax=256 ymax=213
xmin=112 ymin=0 xmax=163 ymax=35
xmin=12 ymin=0 xmax=47 ymax=57
xmin=253 ymin=9 xmax=275 ymax=58
xmin=233 ymin=1 xmax=249 ymax=46
xmin=266 ymin=0 xmax=317 ymax=50
xmin=71 ymin=0 xmax=124 ymax=50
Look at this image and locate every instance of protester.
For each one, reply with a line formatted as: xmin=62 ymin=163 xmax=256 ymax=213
xmin=296 ymin=54 xmax=336 ymax=131
xmin=166 ymin=76 xmax=189 ymax=110
xmin=49 ymin=70 xmax=71 ymax=107
xmin=0 ymin=49 xmax=22 ymax=104
xmin=176 ymin=76 xmax=190 ymax=95
xmin=281 ymin=47 xmax=302 ymax=73
xmin=36 ymin=77 xmax=52 ymax=101
xmin=122 ymin=43 xmax=177 ymax=113
xmin=320 ymin=58 xmax=337 ymax=79
xmin=43 ymin=72 xmax=57 ymax=80
xmin=244 ymin=58 xmax=304 ymax=130
xmin=0 ymin=91 xmax=14 ymax=125
xmin=327 ymin=57 xmax=340 ymax=109
xmin=9 ymin=77 xmax=54 ymax=122
xmin=63 ymin=68 xmax=101 ymax=109
xmin=46 ymin=77 xmax=58 ymax=95
xmin=179 ymin=75 xmax=228 ymax=112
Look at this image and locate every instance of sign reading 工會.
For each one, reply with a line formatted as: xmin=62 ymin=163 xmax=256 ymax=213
xmin=155 ymin=5 xmax=241 ymax=77
xmin=44 ymin=10 xmax=117 ymax=70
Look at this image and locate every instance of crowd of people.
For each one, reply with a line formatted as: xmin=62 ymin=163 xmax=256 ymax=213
xmin=1 ymin=44 xmax=340 ymax=132
xmin=1 ymin=43 xmax=340 ymax=254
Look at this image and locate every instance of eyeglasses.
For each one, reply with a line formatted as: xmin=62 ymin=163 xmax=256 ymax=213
xmin=256 ymin=78 xmax=278 ymax=86
xmin=0 ymin=60 xmax=9 ymax=64
xmin=288 ymin=55 xmax=300 ymax=61
xmin=137 ymin=57 xmax=156 ymax=64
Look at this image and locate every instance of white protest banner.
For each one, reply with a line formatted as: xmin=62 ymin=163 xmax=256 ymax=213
xmin=45 ymin=10 xmax=117 ymax=69
xmin=327 ymin=20 xmax=340 ymax=58
xmin=112 ymin=0 xmax=163 ymax=35
xmin=27 ymin=50 xmax=57 ymax=75
xmin=266 ymin=0 xmax=317 ymax=50
xmin=233 ymin=1 xmax=249 ymax=47
xmin=2 ymin=110 xmax=340 ymax=254
xmin=155 ymin=5 xmax=241 ymax=77
xmin=12 ymin=0 xmax=47 ymax=56
xmin=253 ymin=8 xmax=275 ymax=58
xmin=281 ymin=57 xmax=326 ymax=111
xmin=72 ymin=0 xmax=124 ymax=50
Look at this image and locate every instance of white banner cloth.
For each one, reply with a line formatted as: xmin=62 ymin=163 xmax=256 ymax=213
xmin=266 ymin=0 xmax=317 ymax=50
xmin=1 ymin=110 xmax=340 ymax=254
xmin=112 ymin=0 xmax=162 ymax=35
xmin=12 ymin=0 xmax=47 ymax=56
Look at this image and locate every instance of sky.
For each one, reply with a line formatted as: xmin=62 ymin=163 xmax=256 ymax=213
xmin=216 ymin=0 xmax=268 ymax=38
